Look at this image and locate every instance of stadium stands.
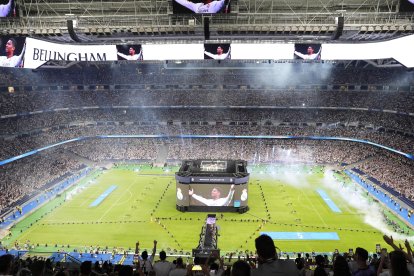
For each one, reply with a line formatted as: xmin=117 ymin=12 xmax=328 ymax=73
xmin=0 ymin=62 xmax=413 ymax=276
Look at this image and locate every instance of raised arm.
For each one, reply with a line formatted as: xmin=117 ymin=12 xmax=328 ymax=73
xmin=405 ymin=239 xmax=413 ymax=263
xmin=204 ymin=51 xmax=217 ymax=59
xmin=222 ymin=47 xmax=231 ymax=59
xmin=14 ymin=43 xmax=25 ymax=67
xmin=294 ymin=51 xmax=307 ymax=59
xmin=137 ymin=49 xmax=143 ymax=60
xmin=117 ymin=52 xmax=129 ymax=60
xmin=383 ymin=235 xmax=412 ymax=262
xmin=191 ymin=193 xmax=212 ymax=206
xmin=223 ymin=185 xmax=235 ymax=206
xmin=135 ymin=241 xmax=140 ymax=254
xmin=174 ymin=0 xmax=198 ymax=13
xmin=151 ymin=240 xmax=157 ymax=262
xmin=218 ymin=255 xmax=224 ymax=269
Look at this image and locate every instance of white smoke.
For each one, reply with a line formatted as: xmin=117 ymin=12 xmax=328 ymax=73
xmin=266 ymin=164 xmax=312 ymax=188
xmin=322 ymin=169 xmax=414 ymax=241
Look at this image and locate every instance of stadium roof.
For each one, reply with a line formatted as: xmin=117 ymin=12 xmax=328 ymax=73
xmin=1 ymin=0 xmax=412 ymax=42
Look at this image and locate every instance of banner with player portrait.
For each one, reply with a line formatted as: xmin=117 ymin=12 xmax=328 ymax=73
xmin=0 ymin=36 xmax=25 ymax=67
xmin=172 ymin=0 xmax=231 ymax=14
xmin=204 ymin=43 xmax=231 ymax=60
xmin=116 ymin=45 xmax=143 ymax=61
xmin=1 ymin=35 xmax=414 ymax=68
xmin=0 ymin=0 xmax=18 ymax=17
xmin=294 ymin=44 xmax=322 ymax=60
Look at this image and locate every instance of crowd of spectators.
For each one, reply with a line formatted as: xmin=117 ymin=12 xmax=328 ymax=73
xmin=1 ymin=109 xmax=413 ymax=136
xmin=356 ymin=153 xmax=414 ymax=201
xmin=62 ymin=138 xmax=380 ymax=165
xmin=0 ymin=88 xmax=413 ymax=116
xmin=1 ymin=133 xmax=413 ymax=215
xmin=0 ymin=152 xmax=83 ymax=214
xmin=1 ymin=234 xmax=414 ymax=276
xmin=1 ymin=63 xmax=413 ymax=88
xmin=1 ymin=123 xmax=412 ymax=161
xmin=0 ymin=64 xmax=413 ymax=275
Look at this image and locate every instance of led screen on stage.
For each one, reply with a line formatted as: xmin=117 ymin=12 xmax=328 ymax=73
xmin=176 ymin=183 xmax=248 ymax=207
xmin=204 ymin=43 xmax=231 ymax=60
xmin=294 ymin=44 xmax=322 ymax=60
xmin=0 ymin=36 xmax=25 ymax=67
xmin=116 ymin=45 xmax=143 ymax=61
xmin=172 ymin=0 xmax=231 ymax=14
xmin=0 ymin=0 xmax=18 ymax=18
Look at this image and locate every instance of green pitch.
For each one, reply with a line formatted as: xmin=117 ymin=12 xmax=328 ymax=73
xmin=3 ymin=164 xmax=399 ymax=254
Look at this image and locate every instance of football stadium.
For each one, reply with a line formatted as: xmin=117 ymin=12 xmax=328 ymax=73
xmin=0 ymin=0 xmax=414 ymax=275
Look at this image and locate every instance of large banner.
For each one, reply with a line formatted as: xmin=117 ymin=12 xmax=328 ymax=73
xmin=24 ymin=38 xmax=118 ymax=69
xmin=321 ymin=35 xmax=414 ymax=68
xmin=0 ymin=35 xmax=413 ymax=68
xmin=230 ymin=43 xmax=294 ymax=60
xmin=143 ymin=44 xmax=203 ymax=60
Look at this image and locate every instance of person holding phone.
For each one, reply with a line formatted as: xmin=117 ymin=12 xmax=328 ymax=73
xmin=377 ymin=250 xmax=410 ymax=276
xmin=352 ymin=247 xmax=375 ymax=276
